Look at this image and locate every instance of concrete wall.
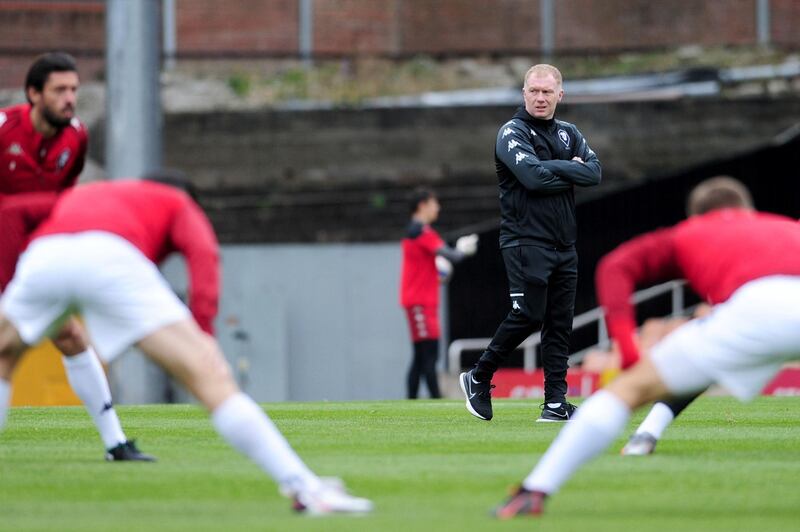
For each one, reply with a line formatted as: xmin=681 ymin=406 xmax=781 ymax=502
xmin=125 ymin=96 xmax=800 ymax=243
xmin=149 ymin=97 xmax=800 ymax=191
xmin=109 ymin=242 xmax=414 ymax=403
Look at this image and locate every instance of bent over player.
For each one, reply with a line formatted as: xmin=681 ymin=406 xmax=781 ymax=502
xmin=495 ymin=176 xmax=800 ymax=517
xmin=0 ymin=179 xmax=372 ymax=515
xmin=0 ymin=52 xmax=149 ymax=460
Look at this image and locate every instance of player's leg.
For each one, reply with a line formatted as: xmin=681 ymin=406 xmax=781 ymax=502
xmin=418 ymin=339 xmax=441 ymax=398
xmin=473 ymin=246 xmax=545 ymax=381
xmin=407 ymin=341 xmax=423 ymax=399
xmin=0 ymin=312 xmax=26 ymax=431
xmin=54 ymin=317 xmax=153 ymax=461
xmin=537 ymin=249 xmax=577 ymax=422
xmin=405 ymin=306 xmax=432 ymax=399
xmin=496 ymin=356 xmax=680 ymax=519
xmin=136 ymin=320 xmax=373 ymax=514
xmin=621 ymin=392 xmax=702 ymax=456
xmin=462 ymin=247 xmax=542 ymax=420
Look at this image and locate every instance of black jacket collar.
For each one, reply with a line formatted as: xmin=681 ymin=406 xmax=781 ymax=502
xmin=513 ymin=107 xmax=556 ymax=130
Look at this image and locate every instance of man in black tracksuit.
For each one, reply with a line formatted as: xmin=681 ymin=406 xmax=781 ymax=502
xmin=459 ymin=64 xmax=601 ymax=422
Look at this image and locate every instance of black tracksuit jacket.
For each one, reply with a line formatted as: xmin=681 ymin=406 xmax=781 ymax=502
xmin=495 ymin=107 xmax=602 ymax=249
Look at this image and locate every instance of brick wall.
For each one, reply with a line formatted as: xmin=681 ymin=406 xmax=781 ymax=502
xmin=2 ymin=0 xmax=800 ymax=87
xmin=314 ymin=0 xmax=397 ymax=55
xmin=0 ymin=1 xmax=105 ymax=87
xmin=772 ymin=0 xmax=800 ymax=47
xmin=555 ymin=0 xmax=757 ymax=51
xmin=176 ymin=0 xmax=298 ymax=54
xmin=399 ymin=0 xmax=538 ymax=55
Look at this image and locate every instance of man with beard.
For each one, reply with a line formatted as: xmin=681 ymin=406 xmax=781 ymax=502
xmin=0 ymin=53 xmax=153 ymax=461
xmin=0 ymin=52 xmax=86 ymax=194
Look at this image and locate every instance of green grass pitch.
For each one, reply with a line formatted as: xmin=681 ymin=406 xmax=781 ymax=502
xmin=1 ymin=397 xmax=798 ymax=531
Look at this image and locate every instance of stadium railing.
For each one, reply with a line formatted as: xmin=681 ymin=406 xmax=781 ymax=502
xmin=447 ymin=279 xmax=687 ymax=374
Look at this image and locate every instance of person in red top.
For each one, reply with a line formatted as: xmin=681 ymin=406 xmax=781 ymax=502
xmin=0 ymin=53 xmax=149 ymax=461
xmin=0 ymin=179 xmax=373 ymax=515
xmin=495 ymin=176 xmax=800 ymax=518
xmin=0 ymin=53 xmax=87 ymax=195
xmin=400 ymin=187 xmax=477 ymax=399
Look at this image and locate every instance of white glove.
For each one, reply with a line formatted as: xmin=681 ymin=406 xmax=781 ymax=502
xmin=435 ymin=255 xmax=453 ymax=282
xmin=455 ymin=233 xmax=479 ymax=256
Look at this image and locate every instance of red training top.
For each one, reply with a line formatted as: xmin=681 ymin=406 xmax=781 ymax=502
xmin=595 ymin=209 xmax=800 ymax=368
xmin=33 ymin=180 xmax=220 ymax=334
xmin=400 ymin=222 xmax=444 ymax=307
xmin=0 ymin=103 xmax=87 ymax=195
xmin=0 ymin=191 xmax=59 ymax=291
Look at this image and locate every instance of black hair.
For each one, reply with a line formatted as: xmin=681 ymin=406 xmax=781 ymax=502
xmin=408 ymin=186 xmax=436 ymax=214
xmin=143 ymin=169 xmax=199 ymax=202
xmin=25 ymin=52 xmax=78 ymax=103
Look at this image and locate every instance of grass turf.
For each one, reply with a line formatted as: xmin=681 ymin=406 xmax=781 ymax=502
xmin=0 ymin=397 xmax=798 ymax=531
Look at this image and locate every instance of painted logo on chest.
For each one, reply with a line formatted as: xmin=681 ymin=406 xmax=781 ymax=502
xmin=57 ymin=149 xmax=71 ymax=170
xmin=557 ymin=128 xmax=570 ymax=148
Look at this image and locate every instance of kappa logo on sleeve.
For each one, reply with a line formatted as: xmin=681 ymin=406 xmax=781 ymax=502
xmin=502 ymin=127 xmax=514 ymax=138
xmin=507 ymin=139 xmax=520 ymax=151
xmin=515 ymin=152 xmax=527 ymax=164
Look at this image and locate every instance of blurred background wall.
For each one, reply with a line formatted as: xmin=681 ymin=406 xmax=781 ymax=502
xmin=2 ymin=0 xmax=799 ymax=401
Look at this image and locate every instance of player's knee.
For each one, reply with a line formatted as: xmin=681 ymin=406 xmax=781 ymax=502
xmin=512 ymin=299 xmax=544 ymax=324
xmin=609 ymin=362 xmax=668 ymax=408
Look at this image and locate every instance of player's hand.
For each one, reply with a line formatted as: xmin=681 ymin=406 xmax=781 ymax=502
xmin=435 ymin=256 xmax=453 ymax=283
xmin=456 ymin=233 xmax=479 ymax=256
xmin=572 ymin=156 xmax=584 ymax=163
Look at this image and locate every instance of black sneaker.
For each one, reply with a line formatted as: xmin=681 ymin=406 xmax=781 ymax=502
xmin=105 ymin=440 xmax=157 ymax=462
xmin=536 ymin=401 xmax=577 ymax=423
xmin=494 ymin=486 xmax=547 ymax=519
xmin=459 ymin=369 xmax=494 ymax=420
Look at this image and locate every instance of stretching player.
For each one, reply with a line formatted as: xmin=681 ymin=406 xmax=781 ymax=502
xmin=0 ymin=52 xmax=149 ymax=461
xmin=495 ymin=176 xmax=800 ymax=517
xmin=0 ymin=179 xmax=373 ymax=515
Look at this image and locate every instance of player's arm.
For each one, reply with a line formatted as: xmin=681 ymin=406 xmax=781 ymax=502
xmin=538 ymin=128 xmax=601 ymax=187
xmin=595 ymin=228 xmax=682 ymax=368
xmin=415 ymin=227 xmax=468 ymax=264
xmin=170 ymin=200 xmax=220 ymax=335
xmin=496 ymin=122 xmax=573 ymax=194
xmin=436 ymin=234 xmax=478 ymax=264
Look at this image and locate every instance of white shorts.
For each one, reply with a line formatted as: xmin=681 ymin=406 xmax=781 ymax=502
xmin=0 ymin=231 xmax=190 ymax=362
xmin=651 ymin=276 xmax=800 ymax=401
